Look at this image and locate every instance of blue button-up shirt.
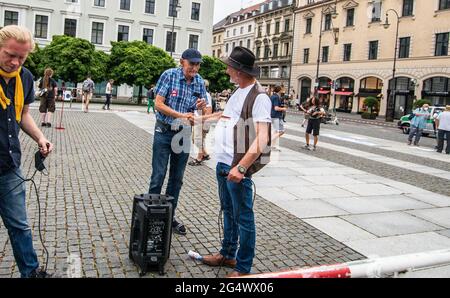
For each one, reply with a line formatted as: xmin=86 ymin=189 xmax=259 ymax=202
xmin=0 ymin=67 xmax=35 ymax=174
xmin=155 ymin=67 xmax=207 ymax=125
xmin=410 ymin=108 xmax=431 ymax=129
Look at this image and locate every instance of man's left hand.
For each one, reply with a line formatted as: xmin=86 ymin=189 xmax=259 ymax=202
xmin=37 ymin=138 xmax=53 ymax=157
xmin=228 ymin=166 xmax=244 ymax=183
xmin=196 ymin=98 xmax=207 ymax=110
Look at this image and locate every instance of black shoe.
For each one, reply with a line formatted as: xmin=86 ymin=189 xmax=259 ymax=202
xmin=28 ymin=268 xmax=53 ymax=278
xmin=41 ymin=122 xmax=46 ymax=127
xmin=172 ymin=219 xmax=187 ymax=235
xmin=46 ymin=123 xmax=51 ymax=127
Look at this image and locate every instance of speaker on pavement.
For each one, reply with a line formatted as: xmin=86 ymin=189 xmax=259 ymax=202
xmin=129 ymin=194 xmax=174 ymax=276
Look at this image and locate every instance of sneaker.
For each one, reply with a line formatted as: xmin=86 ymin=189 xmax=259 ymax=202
xmin=312 ymin=145 xmax=317 ymax=151
xmin=172 ymin=219 xmax=187 ymax=235
xmin=41 ymin=122 xmax=46 ymax=127
xmin=303 ymin=144 xmax=311 ymax=150
xmin=46 ymin=123 xmax=51 ymax=127
xmin=407 ymin=140 xmax=412 ymax=145
xmin=28 ymin=268 xmax=53 ymax=278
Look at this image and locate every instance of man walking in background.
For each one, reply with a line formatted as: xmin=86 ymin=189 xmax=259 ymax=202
xmin=408 ymin=103 xmax=431 ymax=146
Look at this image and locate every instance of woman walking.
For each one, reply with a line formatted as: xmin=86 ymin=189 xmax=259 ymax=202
xmin=38 ymin=68 xmax=58 ymax=127
xmin=304 ymin=97 xmax=325 ymax=151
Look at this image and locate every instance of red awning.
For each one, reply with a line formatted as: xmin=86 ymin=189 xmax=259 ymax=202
xmin=334 ymin=91 xmax=354 ymax=96
xmin=318 ymin=90 xmax=330 ymax=94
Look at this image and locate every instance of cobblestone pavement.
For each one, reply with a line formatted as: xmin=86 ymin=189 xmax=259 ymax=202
xmin=0 ymin=109 xmax=364 ymax=278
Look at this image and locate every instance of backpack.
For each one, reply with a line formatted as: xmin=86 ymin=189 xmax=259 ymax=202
xmin=82 ymin=80 xmax=91 ymax=92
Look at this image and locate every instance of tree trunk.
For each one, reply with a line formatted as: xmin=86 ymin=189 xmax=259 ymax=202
xmin=138 ymin=85 xmax=143 ymax=105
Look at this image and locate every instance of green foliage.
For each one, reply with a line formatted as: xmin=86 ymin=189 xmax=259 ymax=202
xmin=90 ymin=50 xmax=109 ymax=82
xmin=109 ymin=41 xmax=176 ymax=89
xmin=24 ymin=44 xmax=42 ymax=78
xmin=363 ymin=96 xmax=378 ymax=114
xmin=413 ymin=99 xmax=432 ymax=109
xmin=38 ymin=35 xmax=100 ymax=83
xmin=198 ymin=56 xmax=234 ymax=93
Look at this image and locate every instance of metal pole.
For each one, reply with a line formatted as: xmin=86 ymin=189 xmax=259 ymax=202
xmin=170 ymin=0 xmax=177 ymax=57
xmin=385 ymin=9 xmax=400 ymax=122
xmin=286 ymin=2 xmax=296 ymax=101
xmin=314 ymin=9 xmax=324 ymax=98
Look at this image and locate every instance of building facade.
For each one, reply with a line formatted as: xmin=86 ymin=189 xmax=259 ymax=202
xmin=254 ymin=0 xmax=294 ymax=91
xmin=290 ymin=0 xmax=450 ymax=118
xmin=0 ymin=0 xmax=214 ymax=59
xmin=212 ymin=17 xmax=227 ymax=58
xmin=222 ymin=2 xmax=263 ymax=58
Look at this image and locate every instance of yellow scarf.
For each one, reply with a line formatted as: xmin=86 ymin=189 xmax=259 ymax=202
xmin=0 ymin=67 xmax=24 ymax=123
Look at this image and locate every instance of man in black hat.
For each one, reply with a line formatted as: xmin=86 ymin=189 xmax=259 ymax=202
xmin=199 ymin=46 xmax=272 ymax=277
xmin=148 ymin=48 xmax=207 ymax=235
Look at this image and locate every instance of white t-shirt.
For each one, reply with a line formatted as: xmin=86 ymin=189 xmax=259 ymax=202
xmin=105 ymin=82 xmax=112 ymax=95
xmin=214 ymin=84 xmax=272 ymax=166
xmin=438 ymin=111 xmax=450 ymax=131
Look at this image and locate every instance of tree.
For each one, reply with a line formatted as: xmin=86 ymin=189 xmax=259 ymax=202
xmin=24 ymin=44 xmax=42 ymax=78
xmin=109 ymin=41 xmax=175 ymax=104
xmin=38 ymin=35 xmax=102 ymax=84
xmin=413 ymin=99 xmax=432 ymax=109
xmin=364 ymin=96 xmax=378 ymax=114
xmin=198 ymin=56 xmax=234 ymax=93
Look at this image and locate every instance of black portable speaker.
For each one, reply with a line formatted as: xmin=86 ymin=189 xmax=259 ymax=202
xmin=129 ymin=194 xmax=174 ymax=276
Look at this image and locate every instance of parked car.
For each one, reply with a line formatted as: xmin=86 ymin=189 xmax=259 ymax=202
xmin=397 ymin=106 xmax=445 ymax=136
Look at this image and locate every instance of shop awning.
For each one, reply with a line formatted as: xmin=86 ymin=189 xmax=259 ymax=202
xmin=334 ymin=91 xmax=353 ymax=96
xmin=318 ymin=90 xmax=330 ymax=94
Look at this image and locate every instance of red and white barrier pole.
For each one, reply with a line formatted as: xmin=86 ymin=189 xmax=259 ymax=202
xmin=239 ymin=249 xmax=450 ymax=278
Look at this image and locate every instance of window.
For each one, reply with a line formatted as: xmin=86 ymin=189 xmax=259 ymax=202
xmin=284 ymin=42 xmax=289 ymax=56
xmin=240 ymin=27 xmax=244 ymax=34
xmin=266 ymin=23 xmax=271 ymax=35
xmin=233 ymin=29 xmax=236 ymax=36
xmin=305 ymin=18 xmax=312 ymax=34
xmin=34 ymin=15 xmax=48 ymax=39
xmin=264 ymin=46 xmax=270 ymax=58
xmin=91 ymin=22 xmax=104 ymax=44
xmin=239 ymin=40 xmax=243 ymax=47
xmin=145 ymin=0 xmax=155 ymax=14
xmin=169 ymin=0 xmax=178 ymax=17
xmin=281 ymin=66 xmax=288 ymax=79
xmin=247 ymin=39 xmax=251 ymax=48
xmin=258 ymin=26 xmax=262 ymax=37
xmin=118 ymin=25 xmax=129 ymax=41
xmin=399 ymin=37 xmax=410 ymax=58
xmin=343 ymin=43 xmax=352 ymax=61
xmin=94 ymin=0 xmax=105 ymax=7
xmin=371 ymin=1 xmax=382 ymax=22
xmin=303 ymin=48 xmax=309 ymax=64
xmin=226 ymin=43 xmax=229 ymax=53
xmin=256 ymin=46 xmax=261 ymax=58
xmin=4 ymin=11 xmax=18 ymax=26
xmin=369 ymin=40 xmax=378 ymax=60
xmin=273 ymin=44 xmax=278 ymax=58
xmin=324 ymin=14 xmax=331 ymax=31
xmin=322 ymin=46 xmax=329 ymax=62
xmin=64 ymin=19 xmax=77 ymax=37
xmin=143 ymin=28 xmax=154 ymax=45
xmin=191 ymin=2 xmax=200 ymax=21
xmin=189 ymin=35 xmax=199 ymax=50
xmin=213 ymin=36 xmax=216 ymax=43
xmin=166 ymin=31 xmax=177 ymax=52
xmin=284 ymin=19 xmax=290 ymax=32
xmin=439 ymin=0 xmax=450 ymax=10
xmin=275 ymin=21 xmax=280 ymax=34
xmin=248 ymin=25 xmax=252 ymax=32
xmin=120 ymin=0 xmax=131 ymax=11
xmin=435 ymin=33 xmax=449 ymax=56
xmin=402 ymin=0 xmax=414 ymax=16
xmin=346 ymin=8 xmax=354 ymax=26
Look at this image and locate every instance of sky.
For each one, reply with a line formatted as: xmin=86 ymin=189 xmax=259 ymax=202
xmin=213 ymin=0 xmax=267 ymax=24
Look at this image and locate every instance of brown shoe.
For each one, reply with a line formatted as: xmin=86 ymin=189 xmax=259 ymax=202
xmin=226 ymin=270 xmax=250 ymax=278
xmin=202 ymin=253 xmax=236 ymax=268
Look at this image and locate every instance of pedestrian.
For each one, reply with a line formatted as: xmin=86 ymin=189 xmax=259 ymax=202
xmin=188 ymin=79 xmax=212 ymax=166
xmin=270 ymin=85 xmax=286 ymax=151
xmin=433 ymin=108 xmax=442 ymax=149
xmin=81 ymin=75 xmax=94 ymax=112
xmin=148 ymin=48 xmax=207 ymax=235
xmin=103 ymin=79 xmax=113 ymax=110
xmin=436 ymin=105 xmax=450 ymax=154
xmin=304 ymin=97 xmax=325 ymax=151
xmin=0 ymin=25 xmax=54 ymax=277
xmin=407 ymin=103 xmax=431 ymax=146
xmin=38 ymin=68 xmax=57 ymax=127
xmin=200 ymin=46 xmax=272 ymax=277
xmin=281 ymin=93 xmax=287 ymax=122
xmin=147 ymin=84 xmax=155 ymax=113
xmin=300 ymin=97 xmax=311 ymax=127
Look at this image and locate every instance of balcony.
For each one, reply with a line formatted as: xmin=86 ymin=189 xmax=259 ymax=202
xmin=256 ymin=55 xmax=292 ymax=63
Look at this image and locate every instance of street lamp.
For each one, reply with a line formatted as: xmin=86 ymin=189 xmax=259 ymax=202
xmin=383 ymin=9 xmax=400 ymax=122
xmin=314 ymin=0 xmax=339 ymax=98
xmin=170 ymin=0 xmax=181 ymax=58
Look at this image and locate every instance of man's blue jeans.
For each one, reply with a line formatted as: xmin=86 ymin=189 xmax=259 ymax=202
xmin=216 ymin=162 xmax=255 ymax=274
xmin=149 ymin=121 xmax=191 ymax=216
xmin=408 ymin=125 xmax=423 ymax=145
xmin=0 ymin=169 xmax=39 ymax=277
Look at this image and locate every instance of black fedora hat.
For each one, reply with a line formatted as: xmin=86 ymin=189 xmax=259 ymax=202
xmin=221 ymin=46 xmax=260 ymax=78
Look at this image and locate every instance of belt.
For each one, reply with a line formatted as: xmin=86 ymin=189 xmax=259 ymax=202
xmin=156 ymin=119 xmax=185 ymax=132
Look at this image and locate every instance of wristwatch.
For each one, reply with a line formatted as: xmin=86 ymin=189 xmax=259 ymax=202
xmin=237 ymin=164 xmax=247 ymax=174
